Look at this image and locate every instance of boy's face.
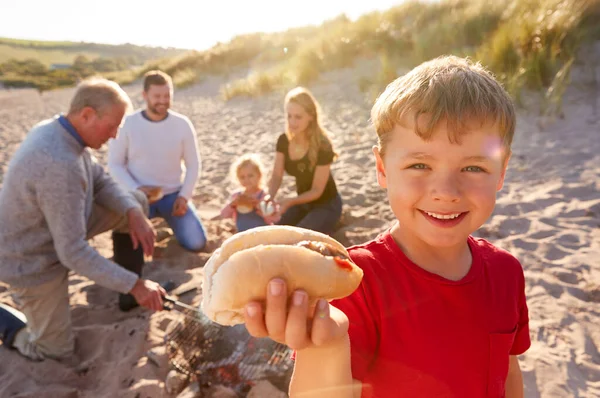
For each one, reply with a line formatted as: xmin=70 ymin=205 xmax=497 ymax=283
xmin=374 ymin=118 xmax=509 ymax=250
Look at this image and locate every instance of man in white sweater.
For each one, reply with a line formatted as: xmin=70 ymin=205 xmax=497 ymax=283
xmin=108 ymin=71 xmax=207 ymax=252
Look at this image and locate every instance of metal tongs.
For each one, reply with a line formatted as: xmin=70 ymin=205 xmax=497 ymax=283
xmin=163 ymin=295 xmax=202 ymax=315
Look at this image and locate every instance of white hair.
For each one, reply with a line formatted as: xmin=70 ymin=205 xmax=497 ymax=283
xmin=68 ymin=78 xmax=132 ymax=116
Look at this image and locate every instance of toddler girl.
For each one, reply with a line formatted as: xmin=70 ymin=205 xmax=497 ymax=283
xmin=219 ymin=154 xmax=277 ymax=232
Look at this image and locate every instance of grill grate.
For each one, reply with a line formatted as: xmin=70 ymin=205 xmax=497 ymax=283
xmin=164 ymin=304 xmax=293 ymax=395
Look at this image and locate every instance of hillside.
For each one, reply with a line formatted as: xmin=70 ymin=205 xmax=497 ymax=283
xmin=135 ymin=0 xmax=600 ymax=113
xmin=0 ymin=38 xmax=189 ymax=90
xmin=2 ymin=0 xmax=599 ymax=107
xmin=0 ymin=37 xmax=187 ymax=65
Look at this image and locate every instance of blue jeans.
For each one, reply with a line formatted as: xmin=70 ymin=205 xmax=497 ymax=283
xmin=236 ymin=211 xmax=267 ymax=232
xmin=149 ymin=191 xmax=207 ymax=252
xmin=277 ymin=193 xmax=343 ymax=235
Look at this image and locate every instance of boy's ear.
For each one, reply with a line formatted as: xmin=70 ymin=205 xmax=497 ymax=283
xmin=372 ymin=146 xmax=387 ymax=189
xmin=496 ymin=152 xmax=512 ymax=191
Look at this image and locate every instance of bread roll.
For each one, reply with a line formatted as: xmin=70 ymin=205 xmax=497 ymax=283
xmin=201 ymin=225 xmax=363 ymax=325
xmin=139 ymin=186 xmax=164 ymax=202
xmin=235 ymin=195 xmax=256 ymax=214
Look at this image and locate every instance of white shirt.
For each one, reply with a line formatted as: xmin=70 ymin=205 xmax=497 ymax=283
xmin=108 ymin=110 xmax=200 ymax=199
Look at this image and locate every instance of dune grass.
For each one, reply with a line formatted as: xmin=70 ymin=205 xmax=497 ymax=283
xmin=206 ymin=0 xmax=600 ymax=111
xmin=3 ymin=0 xmax=598 ymax=110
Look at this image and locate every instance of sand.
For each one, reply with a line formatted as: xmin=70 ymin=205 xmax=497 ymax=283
xmin=0 ymin=51 xmax=599 ymax=397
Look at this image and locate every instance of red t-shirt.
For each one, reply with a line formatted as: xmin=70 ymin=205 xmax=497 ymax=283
xmin=331 ymin=230 xmax=530 ymax=398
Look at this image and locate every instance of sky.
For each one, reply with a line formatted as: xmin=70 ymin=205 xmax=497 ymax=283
xmin=0 ymin=0 xmax=404 ymax=50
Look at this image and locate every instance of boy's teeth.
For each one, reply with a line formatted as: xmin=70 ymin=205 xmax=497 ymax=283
xmin=425 ymin=211 xmax=461 ymax=220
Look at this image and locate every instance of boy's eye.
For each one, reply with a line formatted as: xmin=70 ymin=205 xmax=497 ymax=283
xmin=463 ymin=165 xmax=485 ymax=172
xmin=408 ymin=163 xmax=428 ymax=170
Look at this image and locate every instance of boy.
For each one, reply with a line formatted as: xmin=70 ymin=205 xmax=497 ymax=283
xmin=243 ymin=56 xmax=530 ymax=398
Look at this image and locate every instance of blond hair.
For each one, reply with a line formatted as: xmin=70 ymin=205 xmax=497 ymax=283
xmin=285 ymin=87 xmax=338 ymax=170
xmin=143 ymin=70 xmax=173 ymax=92
xmin=229 ymin=153 xmax=266 ymax=188
xmin=371 ymin=55 xmax=515 ymax=158
xmin=68 ymin=78 xmax=132 ymax=116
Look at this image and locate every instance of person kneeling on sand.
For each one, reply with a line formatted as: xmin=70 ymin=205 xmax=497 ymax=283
xmin=108 ymin=70 xmax=207 ymax=252
xmin=0 ymin=78 xmax=166 ymax=362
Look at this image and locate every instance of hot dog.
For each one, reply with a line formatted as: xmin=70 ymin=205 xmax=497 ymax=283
xmin=234 ymin=195 xmax=256 ymax=214
xmin=200 ymin=225 xmax=363 ymax=325
xmin=139 ymin=186 xmax=164 ymax=203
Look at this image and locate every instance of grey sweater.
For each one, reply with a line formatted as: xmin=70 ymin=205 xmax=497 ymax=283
xmin=0 ymin=116 xmax=141 ymax=294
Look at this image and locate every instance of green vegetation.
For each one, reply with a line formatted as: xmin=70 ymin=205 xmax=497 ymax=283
xmin=0 ymin=39 xmax=186 ymax=90
xmin=212 ymin=0 xmax=600 ymax=109
xmin=2 ymin=0 xmax=599 ymax=111
xmin=0 ymin=37 xmax=185 ymax=64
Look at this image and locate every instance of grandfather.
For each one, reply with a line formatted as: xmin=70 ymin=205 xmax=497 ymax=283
xmin=0 ymin=78 xmax=165 ymax=361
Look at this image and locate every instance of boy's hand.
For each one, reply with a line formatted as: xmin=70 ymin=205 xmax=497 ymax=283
xmin=244 ymin=278 xmax=349 ymax=351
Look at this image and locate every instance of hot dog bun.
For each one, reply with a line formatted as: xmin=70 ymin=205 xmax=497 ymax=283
xmin=139 ymin=186 xmax=164 ymax=202
xmin=200 ymin=225 xmax=363 ymax=325
xmin=235 ymin=195 xmax=256 ymax=214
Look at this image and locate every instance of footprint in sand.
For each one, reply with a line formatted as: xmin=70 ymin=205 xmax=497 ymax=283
xmin=529 ymin=229 xmax=559 ymax=240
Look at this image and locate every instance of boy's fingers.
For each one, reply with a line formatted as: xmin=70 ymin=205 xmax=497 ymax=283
xmin=244 ymin=302 xmax=268 ymax=338
xmin=265 ymin=279 xmax=288 ymax=342
xmin=285 ymin=290 xmax=311 ymax=350
xmin=311 ymin=299 xmax=347 ymax=347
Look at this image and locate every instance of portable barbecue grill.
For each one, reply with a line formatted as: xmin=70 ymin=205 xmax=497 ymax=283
xmin=163 ymin=296 xmax=294 ymax=396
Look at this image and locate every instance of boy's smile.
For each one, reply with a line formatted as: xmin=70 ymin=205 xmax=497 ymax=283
xmin=420 ymin=210 xmax=468 ymax=227
xmin=374 ymin=117 xmax=509 ymax=258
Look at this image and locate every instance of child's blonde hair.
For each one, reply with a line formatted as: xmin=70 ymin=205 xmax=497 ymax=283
xmin=229 ymin=153 xmax=266 ymax=188
xmin=285 ymin=87 xmax=339 ymax=170
xmin=371 ymin=55 xmax=516 ymax=158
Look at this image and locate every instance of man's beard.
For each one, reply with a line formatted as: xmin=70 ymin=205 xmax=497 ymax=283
xmin=147 ymin=102 xmax=170 ymax=117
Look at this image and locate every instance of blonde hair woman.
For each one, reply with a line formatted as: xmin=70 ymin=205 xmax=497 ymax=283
xmin=266 ymin=87 xmax=342 ymax=235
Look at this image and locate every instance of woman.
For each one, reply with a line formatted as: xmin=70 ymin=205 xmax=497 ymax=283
xmin=266 ymin=87 xmax=343 ymax=235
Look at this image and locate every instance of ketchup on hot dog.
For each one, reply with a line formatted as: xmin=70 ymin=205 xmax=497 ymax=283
xmin=296 ymin=241 xmax=353 ymax=271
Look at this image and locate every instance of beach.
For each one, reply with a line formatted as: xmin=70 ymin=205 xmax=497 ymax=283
xmin=0 ymin=53 xmax=599 ymax=397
